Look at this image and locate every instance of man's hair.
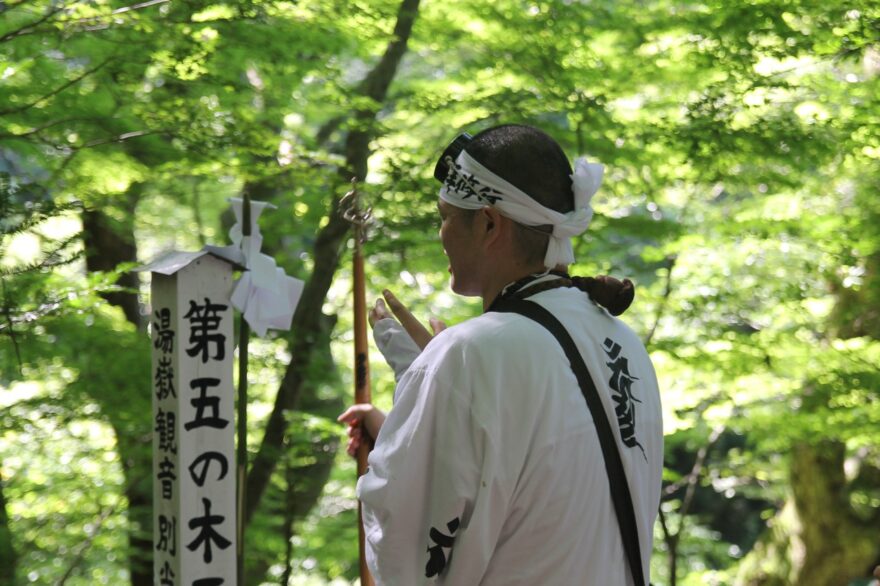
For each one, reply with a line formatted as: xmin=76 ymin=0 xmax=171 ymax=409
xmin=467 ymin=124 xmax=574 ymax=213
xmin=465 ymin=124 xmax=574 ymax=265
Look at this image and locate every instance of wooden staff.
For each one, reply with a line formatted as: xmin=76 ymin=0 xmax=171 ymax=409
xmin=237 ymin=192 xmax=251 ymax=586
xmin=341 ymin=180 xmax=375 ymax=586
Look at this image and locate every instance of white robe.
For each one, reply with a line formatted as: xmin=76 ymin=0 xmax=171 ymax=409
xmin=358 ymin=286 xmax=663 ymax=585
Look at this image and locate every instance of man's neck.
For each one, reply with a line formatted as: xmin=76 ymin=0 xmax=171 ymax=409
xmin=480 ymin=261 xmax=572 ymax=311
xmin=480 ymin=261 xmax=552 ymax=311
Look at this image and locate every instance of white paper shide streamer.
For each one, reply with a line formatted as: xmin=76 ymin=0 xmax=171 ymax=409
xmin=228 ymin=197 xmax=303 ymax=337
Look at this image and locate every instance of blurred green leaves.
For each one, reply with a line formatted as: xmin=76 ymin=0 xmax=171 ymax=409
xmin=1 ymin=0 xmax=879 ymax=583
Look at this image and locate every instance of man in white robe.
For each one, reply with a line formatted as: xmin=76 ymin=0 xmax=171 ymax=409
xmin=339 ymin=124 xmax=663 ymax=585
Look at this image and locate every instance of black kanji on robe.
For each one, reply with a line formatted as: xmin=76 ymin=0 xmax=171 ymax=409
xmin=187 ymin=497 xmax=231 ymax=563
xmin=192 ymin=579 xmax=224 ymax=585
xmin=184 ymin=378 xmax=229 ymax=430
xmin=603 ymin=337 xmax=646 ymax=460
xmin=184 ymin=298 xmax=228 ymax=363
xmin=425 ymin=517 xmax=460 ymax=577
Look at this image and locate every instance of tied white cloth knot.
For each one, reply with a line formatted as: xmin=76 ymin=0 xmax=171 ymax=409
xmin=228 ymin=197 xmax=303 ymax=337
xmin=439 ymin=151 xmax=604 ymax=268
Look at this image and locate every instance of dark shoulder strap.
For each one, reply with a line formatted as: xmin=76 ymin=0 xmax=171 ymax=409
xmin=492 ymin=298 xmax=647 ymax=586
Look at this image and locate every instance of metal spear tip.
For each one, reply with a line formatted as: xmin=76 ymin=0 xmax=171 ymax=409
xmin=340 ymin=178 xmax=374 ymax=232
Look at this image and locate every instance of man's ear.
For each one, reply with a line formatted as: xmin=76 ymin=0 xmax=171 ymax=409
xmin=479 ymin=206 xmax=507 ymax=248
xmin=479 ymin=206 xmax=502 ymax=233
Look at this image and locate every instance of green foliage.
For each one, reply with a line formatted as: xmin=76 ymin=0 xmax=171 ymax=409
xmin=1 ymin=0 xmax=879 ymax=583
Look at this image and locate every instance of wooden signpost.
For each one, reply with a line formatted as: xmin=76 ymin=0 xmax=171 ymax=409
xmin=148 ymin=251 xmax=240 ymax=586
xmin=143 ymin=195 xmax=301 ymax=585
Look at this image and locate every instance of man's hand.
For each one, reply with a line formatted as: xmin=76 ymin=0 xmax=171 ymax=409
xmin=369 ymin=289 xmax=446 ymax=350
xmin=337 ymin=404 xmax=387 ymax=457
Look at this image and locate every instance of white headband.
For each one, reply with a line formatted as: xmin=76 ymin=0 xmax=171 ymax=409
xmin=439 ymin=150 xmax=604 ymax=268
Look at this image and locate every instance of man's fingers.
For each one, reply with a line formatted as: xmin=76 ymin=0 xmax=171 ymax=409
xmin=383 ymin=289 xmax=433 ymax=349
xmin=429 ymin=317 xmax=447 ymax=335
xmin=337 ymin=407 xmax=357 ymax=424
xmin=369 ymin=298 xmax=393 ymax=327
xmin=339 ymin=403 xmax=384 ymax=458
xmin=337 ymin=403 xmax=371 ymax=424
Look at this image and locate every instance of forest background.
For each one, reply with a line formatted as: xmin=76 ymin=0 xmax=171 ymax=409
xmin=1 ymin=0 xmax=879 ymax=584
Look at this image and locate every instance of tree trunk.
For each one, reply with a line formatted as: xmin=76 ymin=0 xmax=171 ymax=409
xmin=738 ymin=204 xmax=880 ymax=586
xmin=80 ymin=185 xmax=153 ymax=586
xmin=788 ymin=442 xmax=878 ymax=586
xmin=736 ymin=442 xmax=880 ymax=586
xmin=245 ymin=0 xmax=422 ymax=524
xmin=0 ymin=467 xmax=15 ymax=586
xmin=116 ymin=437 xmax=153 ymax=586
xmin=241 ymin=310 xmax=345 ymax=583
xmin=81 ymin=186 xmax=143 ymax=330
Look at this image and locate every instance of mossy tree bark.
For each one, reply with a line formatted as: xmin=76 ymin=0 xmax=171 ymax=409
xmin=0 ymin=467 xmax=15 ymax=586
xmin=80 ymin=186 xmax=153 ymax=586
xmin=737 ymin=251 xmax=880 ymax=586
